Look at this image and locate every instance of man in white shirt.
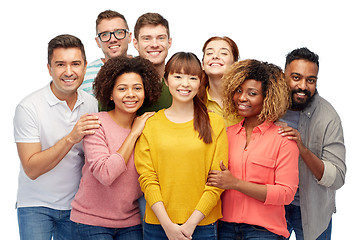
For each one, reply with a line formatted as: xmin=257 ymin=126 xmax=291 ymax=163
xmin=14 ymin=34 xmax=100 ymax=239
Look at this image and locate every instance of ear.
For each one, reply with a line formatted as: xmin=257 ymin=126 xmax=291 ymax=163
xmin=168 ymin=37 xmax=172 ymax=49
xmin=47 ymin=63 xmax=52 ymax=77
xmin=164 ymin=77 xmax=169 ymax=87
xmin=95 ymin=37 xmax=101 ymax=48
xmin=133 ymin=38 xmax=139 ymax=51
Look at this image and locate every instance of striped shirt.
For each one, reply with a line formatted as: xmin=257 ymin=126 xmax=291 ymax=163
xmin=80 ymin=58 xmax=104 ymax=96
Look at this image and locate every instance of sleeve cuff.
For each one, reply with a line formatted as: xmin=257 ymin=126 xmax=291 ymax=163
xmin=317 ymin=161 xmax=337 ymax=187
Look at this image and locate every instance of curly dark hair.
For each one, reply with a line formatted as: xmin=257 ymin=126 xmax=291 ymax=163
xmin=222 ymin=59 xmax=290 ymax=122
xmin=93 ymin=56 xmax=162 ymax=111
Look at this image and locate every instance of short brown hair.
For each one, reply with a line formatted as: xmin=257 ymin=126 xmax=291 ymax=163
xmin=47 ymin=34 xmax=86 ymax=65
xmin=95 ymin=10 xmax=128 ymax=33
xmin=94 ymin=56 xmax=162 ymax=111
xmin=222 ymin=59 xmax=290 ymax=122
xmin=134 ymin=13 xmax=170 ymax=39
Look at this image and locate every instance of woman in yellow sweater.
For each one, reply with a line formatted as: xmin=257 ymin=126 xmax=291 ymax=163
xmin=135 ymin=52 xmax=228 ymax=240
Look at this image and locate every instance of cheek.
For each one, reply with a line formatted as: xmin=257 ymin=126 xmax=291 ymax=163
xmin=233 ymin=92 xmax=239 ymax=103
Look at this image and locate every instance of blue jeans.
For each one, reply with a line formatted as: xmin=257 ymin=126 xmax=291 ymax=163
xmin=17 ymin=206 xmax=79 ymax=240
xmin=143 ymin=222 xmax=217 ymax=240
xmin=218 ymin=221 xmax=285 ymax=240
xmin=73 ymin=223 xmax=142 ymax=240
xmin=285 ymin=204 xmax=332 ymax=240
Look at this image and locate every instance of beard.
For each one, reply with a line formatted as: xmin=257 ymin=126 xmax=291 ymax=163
xmin=290 ymin=89 xmax=315 ymax=111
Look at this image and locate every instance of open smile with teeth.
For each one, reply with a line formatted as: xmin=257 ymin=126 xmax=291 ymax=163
xmin=209 ymin=63 xmax=223 ymax=67
xmin=178 ymin=90 xmax=191 ymax=95
xmin=124 ymin=101 xmax=137 ymax=105
xmin=237 ymin=104 xmax=250 ymax=110
xmin=62 ymin=79 xmax=75 ymax=83
xmin=148 ymin=51 xmax=161 ymax=56
xmin=109 ymin=45 xmax=120 ymax=49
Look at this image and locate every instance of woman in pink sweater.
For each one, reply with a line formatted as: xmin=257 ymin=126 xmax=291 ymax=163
xmin=70 ymin=56 xmax=162 ymax=239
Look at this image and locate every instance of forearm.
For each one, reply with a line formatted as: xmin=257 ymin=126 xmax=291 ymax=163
xmin=298 ymin=142 xmax=324 ymax=181
xmin=233 ymin=179 xmax=267 ymax=202
xmin=17 ymin=135 xmax=75 ymax=180
xmin=116 ymin=132 xmax=140 ymax=164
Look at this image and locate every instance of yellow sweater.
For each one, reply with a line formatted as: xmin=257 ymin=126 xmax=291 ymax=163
xmin=135 ymin=109 xmax=228 ymax=225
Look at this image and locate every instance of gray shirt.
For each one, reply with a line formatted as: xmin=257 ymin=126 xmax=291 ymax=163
xmin=282 ymin=92 xmax=346 ymax=240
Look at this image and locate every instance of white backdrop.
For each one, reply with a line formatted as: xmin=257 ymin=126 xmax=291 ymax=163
xmin=1 ymin=0 xmax=357 ymax=238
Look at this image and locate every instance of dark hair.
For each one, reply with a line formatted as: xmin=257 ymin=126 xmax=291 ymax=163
xmin=96 ymin=10 xmax=128 ymax=33
xmin=285 ymin=47 xmax=319 ymax=69
xmin=134 ymin=13 xmax=170 ymax=39
xmin=222 ymin=59 xmax=290 ymax=122
xmin=48 ymin=34 xmax=86 ymax=65
xmin=164 ymin=52 xmax=213 ymax=144
xmin=94 ymin=56 xmax=162 ymax=110
xmin=198 ymin=36 xmax=240 ymax=102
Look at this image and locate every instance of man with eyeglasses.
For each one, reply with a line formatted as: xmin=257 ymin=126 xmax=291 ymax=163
xmin=80 ymin=10 xmax=132 ymax=96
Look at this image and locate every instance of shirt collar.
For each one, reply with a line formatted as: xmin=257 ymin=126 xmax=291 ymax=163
xmin=234 ymin=119 xmax=274 ymax=134
xmin=301 ymin=92 xmax=319 ymax=119
xmin=45 ymin=81 xmax=84 ymax=108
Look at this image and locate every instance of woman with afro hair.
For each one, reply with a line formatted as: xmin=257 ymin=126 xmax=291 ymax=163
xmin=71 ymin=56 xmax=162 ymax=239
xmin=207 ymin=59 xmax=299 ymax=239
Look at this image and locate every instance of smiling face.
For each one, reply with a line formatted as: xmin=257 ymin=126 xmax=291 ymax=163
xmin=285 ymin=59 xmax=318 ymax=110
xmin=202 ymin=39 xmax=235 ymax=79
xmin=111 ymin=72 xmax=145 ymax=115
xmin=96 ymin=17 xmax=132 ymax=61
xmin=233 ymin=79 xmax=264 ymax=122
xmin=166 ymin=71 xmax=200 ymax=105
xmin=133 ymin=24 xmax=172 ymax=67
xmin=47 ymin=47 xmax=86 ymax=100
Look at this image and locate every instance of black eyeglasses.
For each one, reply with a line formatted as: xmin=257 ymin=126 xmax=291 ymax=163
xmin=97 ymin=29 xmax=129 ymax=42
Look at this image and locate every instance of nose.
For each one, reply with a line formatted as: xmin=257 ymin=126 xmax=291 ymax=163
xmin=298 ymin=79 xmax=308 ymax=90
xmin=181 ymin=77 xmax=190 ymax=87
xmin=236 ymin=92 xmax=247 ymax=102
xmin=126 ymin=88 xmax=135 ymax=97
xmin=64 ymin=65 xmax=73 ymax=77
xmin=212 ymin=52 xmax=219 ymax=59
xmin=150 ymin=38 xmax=159 ymax=47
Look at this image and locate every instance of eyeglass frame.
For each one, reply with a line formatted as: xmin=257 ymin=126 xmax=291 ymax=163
xmin=97 ymin=29 xmax=129 ymax=42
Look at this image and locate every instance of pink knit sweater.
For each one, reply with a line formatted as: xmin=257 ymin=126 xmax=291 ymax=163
xmin=71 ymin=112 xmax=142 ymax=228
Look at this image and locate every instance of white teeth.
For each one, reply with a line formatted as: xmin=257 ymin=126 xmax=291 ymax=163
xmin=63 ymin=79 xmax=74 ymax=82
xmin=297 ymin=93 xmax=306 ymax=96
xmin=124 ymin=101 xmax=136 ymax=104
xmin=109 ymin=46 xmax=119 ymax=49
xmin=149 ymin=51 xmax=160 ymax=56
xmin=210 ymin=63 xmax=221 ymax=66
xmin=178 ymin=90 xmax=190 ymax=94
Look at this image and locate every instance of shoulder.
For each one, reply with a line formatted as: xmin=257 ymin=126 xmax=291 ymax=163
xmin=208 ymin=112 xmax=225 ymax=127
xmin=86 ymin=58 xmax=104 ymax=68
xmin=78 ymin=90 xmax=98 ymax=110
xmin=315 ymin=95 xmax=341 ymax=118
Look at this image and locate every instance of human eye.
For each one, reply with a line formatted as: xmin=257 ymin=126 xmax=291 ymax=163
xmin=100 ymin=32 xmax=110 ymax=37
xmin=205 ymin=50 xmax=214 ymax=56
xmin=249 ymin=91 xmax=258 ymax=96
xmin=172 ymin=74 xmax=182 ymax=79
xmin=158 ymin=35 xmax=166 ymax=41
xmin=134 ymin=85 xmax=143 ymax=91
xmin=307 ymin=78 xmax=317 ymax=84
xmin=291 ymin=74 xmax=301 ymax=81
xmin=190 ymin=76 xmax=199 ymax=81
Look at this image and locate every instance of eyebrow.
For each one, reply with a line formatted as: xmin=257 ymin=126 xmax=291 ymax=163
xmin=205 ymin=47 xmax=230 ymax=52
xmin=291 ymin=72 xmax=318 ymax=79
